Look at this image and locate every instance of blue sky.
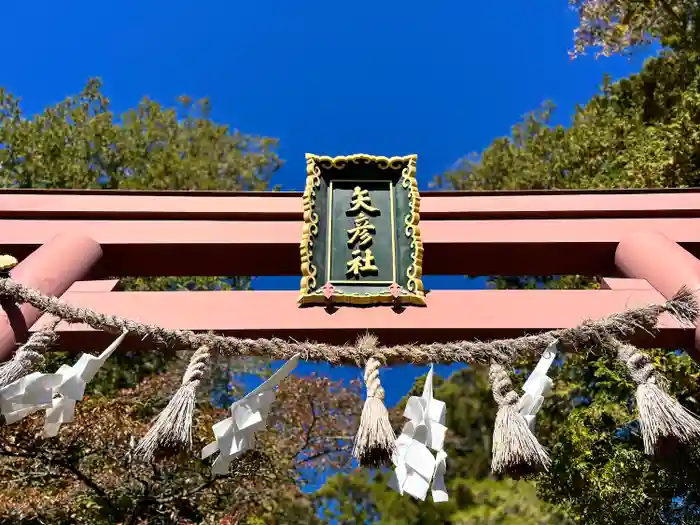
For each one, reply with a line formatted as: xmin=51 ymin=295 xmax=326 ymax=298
xmin=5 ymin=0 xmax=654 ymax=405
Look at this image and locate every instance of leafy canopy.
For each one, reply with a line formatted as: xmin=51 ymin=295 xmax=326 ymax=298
xmin=324 ymin=3 xmax=700 ymax=524
xmin=0 ymin=79 xmax=355 ymax=525
xmin=0 ymin=78 xmax=281 ymax=190
xmin=569 ymin=0 xmax=700 ymax=58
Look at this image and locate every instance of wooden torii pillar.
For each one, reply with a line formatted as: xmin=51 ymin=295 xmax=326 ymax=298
xmin=616 ymin=231 xmax=700 ymax=358
xmin=0 ymin=233 xmax=103 ymax=361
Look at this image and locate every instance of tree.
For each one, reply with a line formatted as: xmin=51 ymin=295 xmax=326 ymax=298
xmin=0 ymin=76 xmax=284 ymax=397
xmin=533 ymin=349 xmax=700 ymax=524
xmin=439 ymin=3 xmax=700 ymax=522
xmin=434 ymin=55 xmax=700 ymax=192
xmin=325 ymin=3 xmax=700 ymax=523
xmin=0 ymin=79 xmax=362 ymax=524
xmin=315 ymin=370 xmax=568 ymax=524
xmin=568 ymin=0 xmax=700 ymax=58
xmin=0 ymin=357 xmax=362 ymax=524
xmin=0 ymin=78 xmax=281 ymax=191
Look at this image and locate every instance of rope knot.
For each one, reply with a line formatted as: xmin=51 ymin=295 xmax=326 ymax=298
xmin=609 ymin=335 xmax=700 ymax=456
xmin=182 ymin=346 xmax=210 ymax=386
xmin=363 ymin=357 xmax=383 ymax=398
xmin=489 ymin=360 xmax=551 ymax=475
xmin=0 ymin=326 xmax=57 ymax=388
xmin=489 ymin=362 xmax=519 ymax=407
xmin=615 ymin=339 xmax=656 ymax=385
xmin=135 ymin=345 xmax=212 ymax=460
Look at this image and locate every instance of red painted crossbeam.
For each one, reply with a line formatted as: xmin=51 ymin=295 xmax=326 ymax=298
xmin=1 ymin=217 xmax=699 ymax=277
xmin=30 ymin=289 xmax=692 ymax=352
xmin=2 ymin=189 xmax=700 ymax=277
xmin=2 ymin=188 xmax=700 ymax=220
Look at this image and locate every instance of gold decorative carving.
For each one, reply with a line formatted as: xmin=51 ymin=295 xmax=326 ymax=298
xmin=299 ymin=155 xmax=321 ymax=298
xmin=401 ymin=155 xmax=425 ymax=298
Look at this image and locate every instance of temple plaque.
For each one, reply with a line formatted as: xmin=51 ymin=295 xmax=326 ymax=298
xmin=299 ymin=153 xmax=425 ymax=306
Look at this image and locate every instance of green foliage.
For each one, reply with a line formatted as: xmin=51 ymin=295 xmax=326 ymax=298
xmin=0 ymin=79 xmax=292 ymax=524
xmin=568 ymin=0 xmax=700 ymax=58
xmin=0 ymin=78 xmax=280 ymax=396
xmin=315 ymin=471 xmax=560 ymax=525
xmin=320 ymin=5 xmax=700 ymax=524
xmin=316 ymin=369 xmax=567 ymax=524
xmin=432 ymin=25 xmax=700 ymax=519
xmin=433 ymin=9 xmax=700 ymax=522
xmin=434 ymin=54 xmax=700 ymax=191
xmin=0 ymin=78 xmax=281 ymax=190
xmin=533 ymin=349 xmax=700 ymax=524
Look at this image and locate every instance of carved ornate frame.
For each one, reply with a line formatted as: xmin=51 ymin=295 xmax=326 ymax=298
xmin=298 ymin=153 xmax=426 ymax=307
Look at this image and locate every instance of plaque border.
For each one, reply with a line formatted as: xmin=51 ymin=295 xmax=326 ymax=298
xmin=298 ymin=153 xmax=425 ymax=307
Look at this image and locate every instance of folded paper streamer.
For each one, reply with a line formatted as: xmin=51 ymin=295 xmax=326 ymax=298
xmin=202 ymin=353 xmax=300 ymax=476
xmin=518 ymin=341 xmax=558 ymax=432
xmin=388 ymin=365 xmax=449 ymax=502
xmin=0 ymin=330 xmax=128 ymax=436
xmin=0 ymin=372 xmax=61 ymax=424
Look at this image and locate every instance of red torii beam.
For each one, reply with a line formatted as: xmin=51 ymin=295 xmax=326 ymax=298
xmin=28 ymin=288 xmax=693 ymax=350
xmin=0 ymin=188 xmax=699 ymax=357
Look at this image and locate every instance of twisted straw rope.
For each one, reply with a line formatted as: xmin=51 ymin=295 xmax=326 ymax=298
xmin=0 ymin=326 xmax=58 ymax=387
xmin=609 ymin=337 xmax=700 ymax=455
xmin=0 ymin=278 xmax=696 ymax=366
xmin=615 ymin=338 xmax=658 ymax=385
xmin=11 ymin=328 xmax=56 ymax=368
xmin=134 ymin=345 xmax=212 ymax=460
xmin=181 ymin=346 xmax=211 ymax=387
xmin=489 ymin=363 xmax=520 ymax=407
xmin=363 ymin=357 xmax=384 ymax=400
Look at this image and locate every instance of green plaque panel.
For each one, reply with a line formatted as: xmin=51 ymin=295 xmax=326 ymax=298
xmin=299 ymin=153 xmax=425 ymax=307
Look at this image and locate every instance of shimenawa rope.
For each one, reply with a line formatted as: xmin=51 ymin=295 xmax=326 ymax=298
xmin=0 ymin=275 xmax=698 ymax=471
xmin=0 ymin=278 xmax=695 ymax=366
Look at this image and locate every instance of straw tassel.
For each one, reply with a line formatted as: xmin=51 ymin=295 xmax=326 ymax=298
xmin=134 ymin=345 xmax=210 ymax=461
xmin=0 ymin=324 xmax=57 ymax=388
xmin=489 ymin=362 xmax=550 ymax=476
xmin=664 ymin=286 xmax=699 ymax=328
xmin=353 ymin=334 xmax=396 ymax=467
xmin=612 ymin=338 xmax=700 ymax=456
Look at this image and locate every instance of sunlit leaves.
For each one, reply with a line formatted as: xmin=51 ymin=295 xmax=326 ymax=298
xmin=423 ymin=6 xmax=700 ymax=522
xmin=0 ymin=362 xmax=362 ymax=524
xmin=568 ymin=0 xmax=700 ymax=58
xmin=0 ymin=78 xmax=281 ymax=191
xmin=0 ymin=78 xmax=360 ymax=525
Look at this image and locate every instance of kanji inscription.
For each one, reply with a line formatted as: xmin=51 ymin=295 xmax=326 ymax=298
xmin=299 ymin=154 xmax=425 ymax=307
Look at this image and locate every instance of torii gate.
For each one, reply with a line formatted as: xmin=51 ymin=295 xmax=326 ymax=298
xmin=0 ymin=185 xmax=699 ymax=361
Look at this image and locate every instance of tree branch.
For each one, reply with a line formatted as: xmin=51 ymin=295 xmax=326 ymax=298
xmin=0 ymin=438 xmax=119 ymax=518
xmin=296 ymin=445 xmax=350 ymax=466
xmin=293 ymin=397 xmax=319 ymax=461
xmin=54 ymin=456 xmax=118 ymax=515
xmin=657 ymin=0 xmax=685 ymax=26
